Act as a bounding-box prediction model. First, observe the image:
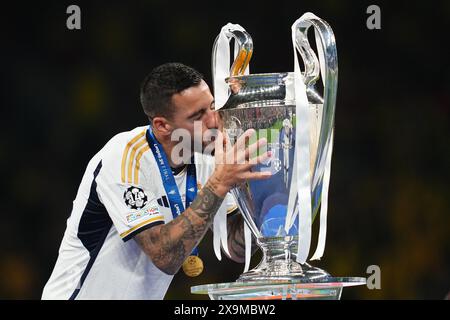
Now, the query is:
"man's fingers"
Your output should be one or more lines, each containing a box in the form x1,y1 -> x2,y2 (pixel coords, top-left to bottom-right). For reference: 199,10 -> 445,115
214,131 -> 224,159
234,150 -> 273,180
242,138 -> 268,163
234,129 -> 254,161
237,129 -> 256,143
241,170 -> 272,181
214,130 -> 232,161
252,150 -> 272,165
223,130 -> 232,151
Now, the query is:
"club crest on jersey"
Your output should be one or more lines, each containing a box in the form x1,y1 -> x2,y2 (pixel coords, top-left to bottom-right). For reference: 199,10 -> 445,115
123,186 -> 148,209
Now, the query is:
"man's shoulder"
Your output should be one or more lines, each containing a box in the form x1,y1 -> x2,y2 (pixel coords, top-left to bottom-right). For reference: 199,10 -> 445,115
102,126 -> 148,157
95,126 -> 149,179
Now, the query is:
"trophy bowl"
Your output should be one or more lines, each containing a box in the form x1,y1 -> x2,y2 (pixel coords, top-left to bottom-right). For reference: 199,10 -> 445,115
220,71 -> 329,282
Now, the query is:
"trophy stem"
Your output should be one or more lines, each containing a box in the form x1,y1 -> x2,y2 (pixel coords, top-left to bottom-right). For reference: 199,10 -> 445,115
237,237 -> 330,282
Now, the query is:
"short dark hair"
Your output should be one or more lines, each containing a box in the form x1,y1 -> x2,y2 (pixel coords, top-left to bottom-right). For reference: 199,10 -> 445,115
140,63 -> 203,120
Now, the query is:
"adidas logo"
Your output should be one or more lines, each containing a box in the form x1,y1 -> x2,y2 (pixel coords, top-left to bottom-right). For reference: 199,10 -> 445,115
157,195 -> 170,208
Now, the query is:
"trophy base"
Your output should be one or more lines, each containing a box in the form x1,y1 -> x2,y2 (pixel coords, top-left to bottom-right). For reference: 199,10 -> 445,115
191,277 -> 366,300
191,238 -> 365,300
237,261 -> 330,282
237,237 -> 332,282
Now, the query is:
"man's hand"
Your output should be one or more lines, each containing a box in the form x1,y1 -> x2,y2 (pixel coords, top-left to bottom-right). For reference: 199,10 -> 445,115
210,129 -> 272,197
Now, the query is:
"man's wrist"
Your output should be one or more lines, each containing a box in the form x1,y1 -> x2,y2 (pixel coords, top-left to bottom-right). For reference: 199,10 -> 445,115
208,171 -> 230,198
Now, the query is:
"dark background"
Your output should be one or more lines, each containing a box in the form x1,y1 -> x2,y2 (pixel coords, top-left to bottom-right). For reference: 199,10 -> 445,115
1,0 -> 449,299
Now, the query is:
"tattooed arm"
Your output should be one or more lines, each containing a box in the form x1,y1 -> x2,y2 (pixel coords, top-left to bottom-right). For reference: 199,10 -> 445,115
134,175 -> 225,275
226,210 -> 259,263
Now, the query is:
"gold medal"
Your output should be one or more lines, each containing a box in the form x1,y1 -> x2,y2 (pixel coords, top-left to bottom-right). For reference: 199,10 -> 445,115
182,255 -> 204,277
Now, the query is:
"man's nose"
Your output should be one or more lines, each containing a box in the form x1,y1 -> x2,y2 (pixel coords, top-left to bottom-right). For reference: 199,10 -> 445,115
204,109 -> 219,130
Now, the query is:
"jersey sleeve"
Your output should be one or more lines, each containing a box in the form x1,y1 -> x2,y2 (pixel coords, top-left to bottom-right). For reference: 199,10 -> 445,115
95,148 -> 166,242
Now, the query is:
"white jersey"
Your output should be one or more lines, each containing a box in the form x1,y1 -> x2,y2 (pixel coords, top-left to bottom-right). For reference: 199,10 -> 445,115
42,126 -> 237,300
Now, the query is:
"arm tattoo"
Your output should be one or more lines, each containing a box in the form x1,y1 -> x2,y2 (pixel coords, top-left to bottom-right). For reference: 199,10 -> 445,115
134,181 -> 224,275
189,182 -> 224,220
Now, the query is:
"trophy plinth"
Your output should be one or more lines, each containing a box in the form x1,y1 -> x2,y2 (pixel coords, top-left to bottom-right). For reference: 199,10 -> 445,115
191,277 -> 366,300
192,236 -> 366,300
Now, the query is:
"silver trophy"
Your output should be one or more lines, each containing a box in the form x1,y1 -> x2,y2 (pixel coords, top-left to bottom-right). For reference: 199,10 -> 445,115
192,14 -> 365,300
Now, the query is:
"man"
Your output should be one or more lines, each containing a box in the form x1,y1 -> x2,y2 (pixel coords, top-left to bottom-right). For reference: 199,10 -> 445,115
42,63 -> 270,299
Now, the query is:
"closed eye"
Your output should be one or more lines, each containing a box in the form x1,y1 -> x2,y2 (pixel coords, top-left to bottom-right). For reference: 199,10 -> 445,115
190,108 -> 207,121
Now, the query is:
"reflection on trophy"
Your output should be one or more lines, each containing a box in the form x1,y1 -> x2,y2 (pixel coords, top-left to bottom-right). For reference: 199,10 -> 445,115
192,13 -> 366,300
281,117 -> 293,188
224,116 -> 242,145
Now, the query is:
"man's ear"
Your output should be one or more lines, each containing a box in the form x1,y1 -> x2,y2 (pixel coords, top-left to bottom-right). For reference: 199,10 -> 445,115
152,117 -> 173,137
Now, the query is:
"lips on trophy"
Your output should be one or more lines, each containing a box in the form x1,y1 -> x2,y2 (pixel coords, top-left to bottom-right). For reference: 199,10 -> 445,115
191,13 -> 366,300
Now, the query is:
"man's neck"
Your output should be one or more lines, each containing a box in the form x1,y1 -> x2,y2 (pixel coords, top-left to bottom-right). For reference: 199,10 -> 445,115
152,130 -> 185,169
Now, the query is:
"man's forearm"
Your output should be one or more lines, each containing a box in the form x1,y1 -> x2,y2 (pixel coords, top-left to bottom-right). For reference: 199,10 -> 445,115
134,177 -> 225,275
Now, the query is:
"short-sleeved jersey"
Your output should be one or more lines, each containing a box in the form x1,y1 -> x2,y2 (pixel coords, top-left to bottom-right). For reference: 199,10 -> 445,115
42,126 -> 237,300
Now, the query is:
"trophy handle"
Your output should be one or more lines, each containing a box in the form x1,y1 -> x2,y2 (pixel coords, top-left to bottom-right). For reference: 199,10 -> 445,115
294,16 -> 338,191
211,29 -> 253,77
294,27 -> 321,88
